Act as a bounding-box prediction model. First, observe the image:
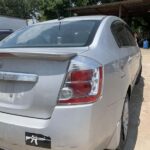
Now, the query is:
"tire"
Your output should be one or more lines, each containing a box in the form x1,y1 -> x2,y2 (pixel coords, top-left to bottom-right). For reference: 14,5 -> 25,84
135,67 -> 142,85
117,95 -> 130,150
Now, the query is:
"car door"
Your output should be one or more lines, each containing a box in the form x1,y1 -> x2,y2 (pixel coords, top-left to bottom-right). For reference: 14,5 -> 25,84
111,21 -> 134,98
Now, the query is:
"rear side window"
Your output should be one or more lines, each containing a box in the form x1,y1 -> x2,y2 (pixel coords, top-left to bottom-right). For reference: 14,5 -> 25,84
125,25 -> 137,46
0,20 -> 100,48
111,21 -> 136,47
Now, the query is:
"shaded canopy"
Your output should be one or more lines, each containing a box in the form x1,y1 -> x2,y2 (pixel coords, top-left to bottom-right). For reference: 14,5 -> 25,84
69,0 -> 150,17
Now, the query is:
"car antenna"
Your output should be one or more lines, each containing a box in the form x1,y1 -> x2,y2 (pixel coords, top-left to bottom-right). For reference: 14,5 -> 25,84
58,16 -> 64,30
55,9 -> 64,30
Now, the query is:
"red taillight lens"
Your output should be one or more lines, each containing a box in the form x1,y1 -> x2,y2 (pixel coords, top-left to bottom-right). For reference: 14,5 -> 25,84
58,66 -> 103,105
70,70 -> 93,81
70,70 -> 93,97
71,82 -> 91,97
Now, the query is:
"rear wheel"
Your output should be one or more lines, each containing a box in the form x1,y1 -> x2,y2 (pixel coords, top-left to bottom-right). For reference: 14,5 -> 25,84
117,95 -> 130,150
136,67 -> 142,85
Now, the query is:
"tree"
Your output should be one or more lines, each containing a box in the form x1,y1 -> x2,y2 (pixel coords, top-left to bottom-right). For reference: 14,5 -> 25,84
0,0 -> 123,20
0,0 -> 43,19
40,0 -> 68,20
0,0 -> 89,20
41,0 -> 89,20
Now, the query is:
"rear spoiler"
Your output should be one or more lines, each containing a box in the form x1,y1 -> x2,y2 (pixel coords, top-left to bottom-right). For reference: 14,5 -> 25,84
0,52 -> 77,61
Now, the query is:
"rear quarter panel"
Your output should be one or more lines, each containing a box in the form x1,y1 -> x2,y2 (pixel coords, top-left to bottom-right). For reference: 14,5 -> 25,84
80,16 -> 131,149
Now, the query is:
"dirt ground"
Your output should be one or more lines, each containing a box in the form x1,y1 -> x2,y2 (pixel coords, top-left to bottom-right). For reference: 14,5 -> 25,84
124,49 -> 150,150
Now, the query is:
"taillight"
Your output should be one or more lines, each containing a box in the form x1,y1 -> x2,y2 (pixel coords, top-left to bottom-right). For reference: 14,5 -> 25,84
58,56 -> 103,105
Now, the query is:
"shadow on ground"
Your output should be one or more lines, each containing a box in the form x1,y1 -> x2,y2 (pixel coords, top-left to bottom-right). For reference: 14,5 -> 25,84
124,77 -> 144,150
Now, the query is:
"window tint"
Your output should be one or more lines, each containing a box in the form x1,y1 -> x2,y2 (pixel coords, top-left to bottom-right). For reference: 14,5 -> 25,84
125,25 -> 136,46
0,20 -> 100,48
111,21 -> 136,47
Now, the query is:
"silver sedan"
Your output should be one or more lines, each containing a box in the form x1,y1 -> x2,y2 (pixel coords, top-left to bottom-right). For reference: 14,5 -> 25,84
0,16 -> 142,150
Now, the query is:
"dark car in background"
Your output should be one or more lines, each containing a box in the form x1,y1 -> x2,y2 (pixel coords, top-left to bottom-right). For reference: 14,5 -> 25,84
0,16 -> 28,41
0,16 -> 38,41
0,29 -> 13,41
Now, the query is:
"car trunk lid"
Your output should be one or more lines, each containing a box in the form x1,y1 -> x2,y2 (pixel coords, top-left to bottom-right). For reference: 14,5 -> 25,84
0,47 -> 85,119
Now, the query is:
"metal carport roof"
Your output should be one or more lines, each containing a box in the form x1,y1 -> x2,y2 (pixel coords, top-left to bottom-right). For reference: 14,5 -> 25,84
69,0 -> 150,17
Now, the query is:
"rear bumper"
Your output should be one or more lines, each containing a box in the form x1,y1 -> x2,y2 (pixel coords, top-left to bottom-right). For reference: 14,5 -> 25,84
0,102 -> 118,150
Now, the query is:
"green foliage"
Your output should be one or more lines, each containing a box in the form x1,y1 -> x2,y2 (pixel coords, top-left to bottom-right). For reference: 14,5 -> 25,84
41,0 -> 68,20
131,16 -> 150,33
42,0 -> 90,19
0,0 -> 122,20
0,0 -> 90,20
0,0 -> 43,19
41,0 -> 121,19
75,0 -> 89,6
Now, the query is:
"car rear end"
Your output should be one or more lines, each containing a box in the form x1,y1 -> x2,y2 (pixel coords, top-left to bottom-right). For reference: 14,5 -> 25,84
0,53 -> 105,150
0,16 -> 111,150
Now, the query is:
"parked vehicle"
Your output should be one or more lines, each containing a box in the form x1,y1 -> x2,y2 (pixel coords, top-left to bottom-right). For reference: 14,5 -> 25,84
0,16 -> 37,41
0,29 -> 13,41
0,16 -> 27,30
0,16 -> 142,150
0,16 -> 27,41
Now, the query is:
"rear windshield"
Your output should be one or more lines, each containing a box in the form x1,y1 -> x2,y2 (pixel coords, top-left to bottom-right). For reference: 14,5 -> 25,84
0,20 -> 100,48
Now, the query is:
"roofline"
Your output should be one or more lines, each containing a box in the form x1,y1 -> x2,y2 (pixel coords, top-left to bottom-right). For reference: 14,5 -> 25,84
34,15 -> 106,26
